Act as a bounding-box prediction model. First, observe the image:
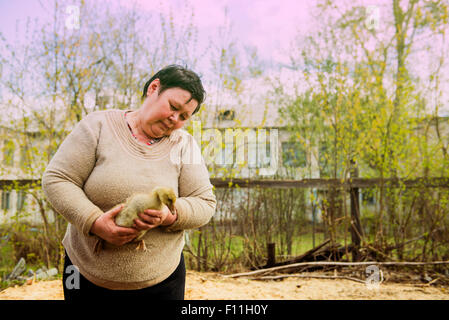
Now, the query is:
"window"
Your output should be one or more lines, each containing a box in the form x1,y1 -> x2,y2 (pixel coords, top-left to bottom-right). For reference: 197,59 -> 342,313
318,143 -> 331,177
255,140 -> 271,167
282,142 -> 306,167
1,191 -> 11,210
17,190 -> 26,211
217,110 -> 235,121
362,188 -> 376,205
2,140 -> 15,166
222,141 -> 235,166
20,146 -> 30,167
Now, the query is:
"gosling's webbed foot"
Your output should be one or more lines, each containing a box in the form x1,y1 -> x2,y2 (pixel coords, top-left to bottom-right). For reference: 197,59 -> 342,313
135,240 -> 147,251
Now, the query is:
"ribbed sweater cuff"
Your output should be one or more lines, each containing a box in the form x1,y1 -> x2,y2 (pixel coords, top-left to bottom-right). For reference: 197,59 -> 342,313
164,199 -> 190,232
82,208 -> 104,236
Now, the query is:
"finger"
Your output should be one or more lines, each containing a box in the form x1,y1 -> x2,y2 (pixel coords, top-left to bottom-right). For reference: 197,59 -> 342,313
115,225 -> 139,236
143,209 -> 162,218
133,218 -> 152,231
138,213 -> 162,224
108,204 -> 124,217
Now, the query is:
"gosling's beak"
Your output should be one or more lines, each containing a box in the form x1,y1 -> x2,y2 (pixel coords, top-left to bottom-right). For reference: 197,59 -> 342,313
167,202 -> 176,215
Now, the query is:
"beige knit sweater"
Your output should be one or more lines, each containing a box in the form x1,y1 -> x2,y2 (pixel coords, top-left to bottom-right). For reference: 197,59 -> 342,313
41,109 -> 216,290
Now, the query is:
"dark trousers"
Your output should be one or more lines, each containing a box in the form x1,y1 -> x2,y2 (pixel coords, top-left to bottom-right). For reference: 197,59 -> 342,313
62,251 -> 185,301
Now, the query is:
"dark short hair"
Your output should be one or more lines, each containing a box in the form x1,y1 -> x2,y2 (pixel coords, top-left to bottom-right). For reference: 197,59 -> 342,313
142,64 -> 205,115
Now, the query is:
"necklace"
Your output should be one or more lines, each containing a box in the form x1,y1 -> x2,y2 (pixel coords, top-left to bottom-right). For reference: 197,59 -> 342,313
125,112 -> 161,146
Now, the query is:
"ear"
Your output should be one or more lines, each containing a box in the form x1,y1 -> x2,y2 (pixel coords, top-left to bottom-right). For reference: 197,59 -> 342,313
146,79 -> 160,97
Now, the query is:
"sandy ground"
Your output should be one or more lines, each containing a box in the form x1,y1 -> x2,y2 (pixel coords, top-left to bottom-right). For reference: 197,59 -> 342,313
0,270 -> 448,300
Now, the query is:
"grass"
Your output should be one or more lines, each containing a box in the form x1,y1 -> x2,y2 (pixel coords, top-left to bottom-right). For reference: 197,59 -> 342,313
1,217 -> 445,279
185,230 -> 337,264
0,241 -> 26,290
0,222 -> 64,290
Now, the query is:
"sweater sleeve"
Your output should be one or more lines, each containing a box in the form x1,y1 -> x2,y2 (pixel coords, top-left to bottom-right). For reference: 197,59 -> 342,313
165,133 -> 216,232
41,113 -> 104,236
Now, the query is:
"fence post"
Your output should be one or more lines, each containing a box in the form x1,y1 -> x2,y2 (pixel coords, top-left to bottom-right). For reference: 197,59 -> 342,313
350,160 -> 363,261
266,243 -> 276,267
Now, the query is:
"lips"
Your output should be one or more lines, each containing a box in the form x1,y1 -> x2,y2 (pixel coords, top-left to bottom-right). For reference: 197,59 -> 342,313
160,121 -> 171,130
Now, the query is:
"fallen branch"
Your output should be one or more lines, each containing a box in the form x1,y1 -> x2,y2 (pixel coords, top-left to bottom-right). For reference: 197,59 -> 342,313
223,260 -> 449,278
285,238 -> 331,263
414,278 -> 440,287
382,228 -> 444,253
364,245 -> 396,261
257,239 -> 331,269
245,273 -> 366,284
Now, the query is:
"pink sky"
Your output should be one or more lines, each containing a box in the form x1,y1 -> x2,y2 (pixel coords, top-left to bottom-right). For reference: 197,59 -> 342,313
115,0 -> 315,65
0,0 -> 440,66
0,0 -> 314,64
0,0 -> 448,115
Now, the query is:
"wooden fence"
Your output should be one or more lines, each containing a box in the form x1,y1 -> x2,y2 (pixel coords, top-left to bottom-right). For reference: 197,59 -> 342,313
1,177 -> 448,262
1,177 -> 449,189
210,177 -> 449,261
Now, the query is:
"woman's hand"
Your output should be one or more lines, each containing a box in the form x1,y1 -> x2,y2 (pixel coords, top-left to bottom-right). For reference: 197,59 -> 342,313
133,205 -> 177,231
90,204 -> 140,246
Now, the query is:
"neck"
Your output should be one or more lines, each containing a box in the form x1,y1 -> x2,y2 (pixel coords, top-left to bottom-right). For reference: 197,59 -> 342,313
127,110 -> 157,142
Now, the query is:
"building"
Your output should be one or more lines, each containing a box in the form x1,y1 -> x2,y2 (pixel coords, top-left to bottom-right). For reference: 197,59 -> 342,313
1,98 -> 448,226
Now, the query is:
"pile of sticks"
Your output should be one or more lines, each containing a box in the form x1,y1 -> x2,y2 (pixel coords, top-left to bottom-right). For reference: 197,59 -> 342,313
261,239 -> 348,268
223,239 -> 449,284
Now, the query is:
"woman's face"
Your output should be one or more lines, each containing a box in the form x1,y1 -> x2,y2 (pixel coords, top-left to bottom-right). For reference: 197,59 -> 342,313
140,79 -> 198,138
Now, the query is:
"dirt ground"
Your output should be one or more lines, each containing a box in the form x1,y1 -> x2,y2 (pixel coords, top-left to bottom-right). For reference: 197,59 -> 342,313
0,270 -> 448,300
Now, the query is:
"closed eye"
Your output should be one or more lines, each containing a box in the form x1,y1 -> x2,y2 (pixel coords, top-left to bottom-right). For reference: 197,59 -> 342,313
171,104 -> 189,121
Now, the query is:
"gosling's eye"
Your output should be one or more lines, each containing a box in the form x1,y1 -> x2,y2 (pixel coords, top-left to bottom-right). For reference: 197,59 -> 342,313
170,104 -> 178,111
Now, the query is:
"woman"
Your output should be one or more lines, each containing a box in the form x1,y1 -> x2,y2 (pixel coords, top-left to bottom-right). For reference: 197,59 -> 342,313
42,65 -> 216,300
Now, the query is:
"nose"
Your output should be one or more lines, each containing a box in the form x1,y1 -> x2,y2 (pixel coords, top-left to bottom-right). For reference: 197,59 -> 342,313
168,112 -> 179,123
